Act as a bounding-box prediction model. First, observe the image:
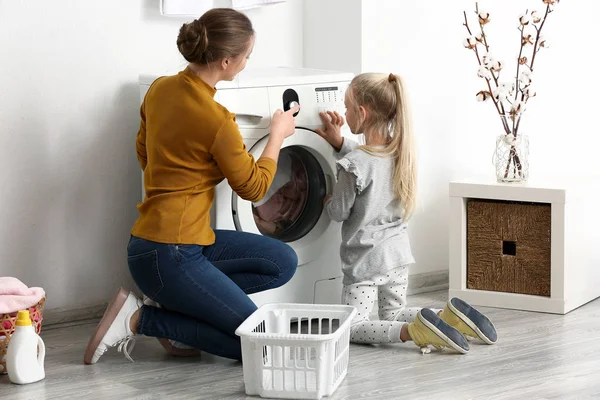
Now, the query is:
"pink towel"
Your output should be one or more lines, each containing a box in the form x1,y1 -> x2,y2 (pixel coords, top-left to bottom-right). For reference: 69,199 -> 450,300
0,277 -> 45,314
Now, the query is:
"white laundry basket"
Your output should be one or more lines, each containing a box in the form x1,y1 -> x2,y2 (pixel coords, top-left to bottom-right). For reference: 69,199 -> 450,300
235,303 -> 357,399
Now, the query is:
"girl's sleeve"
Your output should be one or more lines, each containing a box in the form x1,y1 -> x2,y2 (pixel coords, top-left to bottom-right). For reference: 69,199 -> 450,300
325,168 -> 358,222
335,137 -> 359,160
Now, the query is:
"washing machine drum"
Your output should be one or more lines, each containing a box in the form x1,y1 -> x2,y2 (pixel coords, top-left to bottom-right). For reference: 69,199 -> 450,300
251,145 -> 326,242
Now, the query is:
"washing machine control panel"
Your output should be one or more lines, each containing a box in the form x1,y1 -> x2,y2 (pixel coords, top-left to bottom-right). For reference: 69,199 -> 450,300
315,85 -> 346,115
251,81 -> 352,135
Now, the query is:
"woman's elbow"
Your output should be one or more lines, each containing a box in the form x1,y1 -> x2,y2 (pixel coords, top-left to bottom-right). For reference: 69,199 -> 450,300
234,181 -> 270,203
240,191 -> 265,203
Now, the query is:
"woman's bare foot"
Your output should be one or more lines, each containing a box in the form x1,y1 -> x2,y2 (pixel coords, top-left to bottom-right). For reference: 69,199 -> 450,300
140,296 -> 201,357
129,309 -> 141,334
157,339 -> 202,357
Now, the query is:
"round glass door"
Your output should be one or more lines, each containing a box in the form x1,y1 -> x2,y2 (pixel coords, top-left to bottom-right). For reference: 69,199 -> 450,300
251,146 -> 326,243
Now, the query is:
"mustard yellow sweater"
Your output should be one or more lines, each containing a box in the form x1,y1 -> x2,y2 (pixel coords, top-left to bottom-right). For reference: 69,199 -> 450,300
131,67 -> 277,245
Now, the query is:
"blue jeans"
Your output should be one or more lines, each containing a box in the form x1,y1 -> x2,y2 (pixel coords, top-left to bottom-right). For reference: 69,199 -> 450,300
127,230 -> 297,360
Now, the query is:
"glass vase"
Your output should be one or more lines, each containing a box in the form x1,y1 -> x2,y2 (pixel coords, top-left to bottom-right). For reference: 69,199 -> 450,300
493,134 -> 529,183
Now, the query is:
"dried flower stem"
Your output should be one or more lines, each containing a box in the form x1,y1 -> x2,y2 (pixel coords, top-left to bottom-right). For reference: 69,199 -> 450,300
476,4 -> 502,90
514,4 -> 551,138
529,5 -> 551,72
513,25 -> 525,136
476,3 -> 513,135
463,10 -> 512,135
504,147 -> 519,179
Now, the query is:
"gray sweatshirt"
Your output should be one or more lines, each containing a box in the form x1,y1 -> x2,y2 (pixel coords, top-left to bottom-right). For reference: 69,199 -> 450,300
325,139 -> 415,285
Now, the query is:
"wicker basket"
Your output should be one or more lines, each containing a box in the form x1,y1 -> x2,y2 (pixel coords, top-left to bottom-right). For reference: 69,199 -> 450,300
0,297 -> 45,375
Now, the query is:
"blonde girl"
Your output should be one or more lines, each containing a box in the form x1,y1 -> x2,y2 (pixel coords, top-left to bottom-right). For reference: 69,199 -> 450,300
315,73 -> 497,353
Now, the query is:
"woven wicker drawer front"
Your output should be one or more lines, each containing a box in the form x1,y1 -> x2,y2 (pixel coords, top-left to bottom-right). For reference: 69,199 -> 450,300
467,199 -> 551,297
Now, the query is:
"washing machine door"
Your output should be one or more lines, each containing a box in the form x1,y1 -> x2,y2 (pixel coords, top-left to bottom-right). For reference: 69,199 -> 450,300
232,128 -> 338,266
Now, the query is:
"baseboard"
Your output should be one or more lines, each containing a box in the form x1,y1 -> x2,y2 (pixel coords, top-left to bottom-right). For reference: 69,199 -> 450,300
43,288 -> 143,328
42,271 -> 448,328
407,270 -> 449,296
43,302 -> 108,328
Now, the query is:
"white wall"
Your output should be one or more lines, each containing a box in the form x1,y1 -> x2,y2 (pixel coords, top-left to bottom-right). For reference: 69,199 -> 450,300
0,0 -> 303,312
302,0 -> 362,74
141,0 -> 304,75
309,0 -> 600,275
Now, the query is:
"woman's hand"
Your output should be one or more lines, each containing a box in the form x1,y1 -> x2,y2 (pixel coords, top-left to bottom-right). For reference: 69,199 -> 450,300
315,111 -> 344,151
270,106 -> 301,142
261,105 -> 300,164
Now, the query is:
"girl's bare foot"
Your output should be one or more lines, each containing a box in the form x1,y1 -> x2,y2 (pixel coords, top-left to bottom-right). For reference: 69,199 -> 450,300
400,323 -> 411,342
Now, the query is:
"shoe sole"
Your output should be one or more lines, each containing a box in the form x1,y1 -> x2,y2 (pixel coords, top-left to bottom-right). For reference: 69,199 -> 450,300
84,287 -> 129,364
419,308 -> 469,354
449,298 -> 498,344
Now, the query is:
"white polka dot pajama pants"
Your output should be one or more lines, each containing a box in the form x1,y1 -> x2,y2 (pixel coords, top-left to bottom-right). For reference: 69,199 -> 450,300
342,265 -> 440,344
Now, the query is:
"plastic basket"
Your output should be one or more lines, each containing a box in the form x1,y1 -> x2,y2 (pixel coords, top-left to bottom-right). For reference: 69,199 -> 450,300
235,303 -> 357,399
0,297 -> 45,375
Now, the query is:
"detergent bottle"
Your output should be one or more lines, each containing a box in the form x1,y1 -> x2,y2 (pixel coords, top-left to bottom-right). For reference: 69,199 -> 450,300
6,310 -> 45,384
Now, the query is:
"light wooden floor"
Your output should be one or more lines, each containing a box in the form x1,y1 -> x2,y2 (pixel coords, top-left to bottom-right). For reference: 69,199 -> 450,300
2,291 -> 599,400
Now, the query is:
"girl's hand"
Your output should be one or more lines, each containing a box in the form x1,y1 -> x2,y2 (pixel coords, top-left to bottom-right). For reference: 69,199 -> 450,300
315,111 -> 344,151
323,194 -> 333,206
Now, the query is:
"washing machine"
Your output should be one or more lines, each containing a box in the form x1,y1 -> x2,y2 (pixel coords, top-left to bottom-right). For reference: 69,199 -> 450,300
139,67 -> 354,307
